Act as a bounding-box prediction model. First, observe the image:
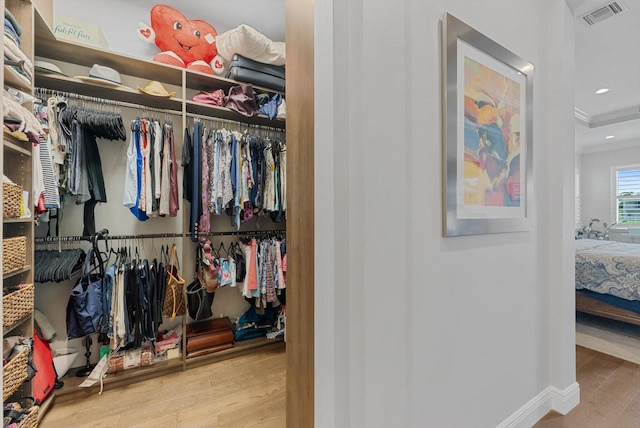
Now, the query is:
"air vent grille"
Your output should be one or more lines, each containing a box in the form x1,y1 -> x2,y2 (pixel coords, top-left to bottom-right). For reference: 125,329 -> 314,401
579,1 -> 629,26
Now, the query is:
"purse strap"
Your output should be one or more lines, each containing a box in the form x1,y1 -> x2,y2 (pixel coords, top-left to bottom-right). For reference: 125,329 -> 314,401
169,243 -> 180,270
81,246 -> 96,277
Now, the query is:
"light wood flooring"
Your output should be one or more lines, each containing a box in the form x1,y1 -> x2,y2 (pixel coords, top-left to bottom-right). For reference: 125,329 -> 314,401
41,344 -> 640,427
535,345 -> 640,427
40,346 -> 286,428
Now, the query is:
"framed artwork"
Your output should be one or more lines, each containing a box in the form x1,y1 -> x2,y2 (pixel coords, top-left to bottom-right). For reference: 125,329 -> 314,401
442,13 -> 533,237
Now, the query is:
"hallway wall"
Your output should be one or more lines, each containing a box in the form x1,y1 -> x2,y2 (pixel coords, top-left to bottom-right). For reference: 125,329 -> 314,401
314,0 -> 578,426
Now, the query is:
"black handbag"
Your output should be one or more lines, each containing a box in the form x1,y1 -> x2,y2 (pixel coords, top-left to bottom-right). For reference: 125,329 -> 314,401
186,279 -> 215,321
66,247 -> 103,339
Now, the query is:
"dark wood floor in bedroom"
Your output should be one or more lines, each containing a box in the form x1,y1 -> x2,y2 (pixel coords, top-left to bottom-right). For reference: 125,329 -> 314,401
535,345 -> 640,427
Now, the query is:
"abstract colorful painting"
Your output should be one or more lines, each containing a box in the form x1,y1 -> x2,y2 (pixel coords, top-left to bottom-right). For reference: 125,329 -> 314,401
442,13 -> 533,236
462,56 -> 522,208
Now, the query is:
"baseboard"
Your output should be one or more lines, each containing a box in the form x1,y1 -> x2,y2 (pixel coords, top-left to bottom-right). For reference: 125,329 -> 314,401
496,382 -> 580,428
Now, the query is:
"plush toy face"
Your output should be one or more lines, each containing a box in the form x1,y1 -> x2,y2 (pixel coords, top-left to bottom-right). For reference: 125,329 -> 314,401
150,5 -> 218,65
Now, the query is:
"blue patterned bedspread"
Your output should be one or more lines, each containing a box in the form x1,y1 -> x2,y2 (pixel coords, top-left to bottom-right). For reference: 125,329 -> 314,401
576,239 -> 640,301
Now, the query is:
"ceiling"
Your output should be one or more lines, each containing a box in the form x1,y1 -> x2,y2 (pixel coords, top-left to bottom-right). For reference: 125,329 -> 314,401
573,0 -> 640,152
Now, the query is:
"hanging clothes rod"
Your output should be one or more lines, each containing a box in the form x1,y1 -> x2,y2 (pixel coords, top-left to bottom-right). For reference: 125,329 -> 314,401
187,112 -> 285,133
35,86 -> 183,117
198,229 -> 286,237
34,232 -> 184,243
35,230 -> 285,243
36,87 -> 286,132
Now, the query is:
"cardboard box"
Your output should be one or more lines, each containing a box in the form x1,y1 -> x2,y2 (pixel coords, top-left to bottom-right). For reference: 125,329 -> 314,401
53,15 -> 109,49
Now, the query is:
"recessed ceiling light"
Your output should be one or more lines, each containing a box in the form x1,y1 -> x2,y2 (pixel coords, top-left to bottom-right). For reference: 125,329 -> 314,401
595,88 -> 609,94
605,135 -> 615,139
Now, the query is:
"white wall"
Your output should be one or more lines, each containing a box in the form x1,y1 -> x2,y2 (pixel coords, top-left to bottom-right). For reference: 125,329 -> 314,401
315,0 -> 577,427
579,145 -> 640,230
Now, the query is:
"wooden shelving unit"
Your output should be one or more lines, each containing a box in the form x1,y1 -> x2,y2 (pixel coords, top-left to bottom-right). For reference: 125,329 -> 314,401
24,3 -> 287,423
2,0 -> 36,419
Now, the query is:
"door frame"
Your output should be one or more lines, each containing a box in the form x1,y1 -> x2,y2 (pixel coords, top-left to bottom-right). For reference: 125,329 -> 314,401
285,0 -> 314,426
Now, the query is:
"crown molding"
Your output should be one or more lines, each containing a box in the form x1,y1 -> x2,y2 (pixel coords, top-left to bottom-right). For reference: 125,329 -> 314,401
575,106 -> 640,128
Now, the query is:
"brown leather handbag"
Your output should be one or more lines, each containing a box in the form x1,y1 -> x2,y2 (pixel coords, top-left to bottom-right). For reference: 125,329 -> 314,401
162,243 -> 186,319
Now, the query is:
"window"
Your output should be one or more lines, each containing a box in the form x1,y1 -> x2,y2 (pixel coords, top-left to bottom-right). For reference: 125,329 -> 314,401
615,166 -> 640,224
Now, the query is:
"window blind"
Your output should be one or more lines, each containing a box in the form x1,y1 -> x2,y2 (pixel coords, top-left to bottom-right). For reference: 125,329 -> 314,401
616,167 -> 640,224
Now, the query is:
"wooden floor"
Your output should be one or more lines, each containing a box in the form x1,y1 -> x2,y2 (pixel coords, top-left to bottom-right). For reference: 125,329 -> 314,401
535,345 -> 640,427
40,346 -> 286,428
40,344 -> 640,427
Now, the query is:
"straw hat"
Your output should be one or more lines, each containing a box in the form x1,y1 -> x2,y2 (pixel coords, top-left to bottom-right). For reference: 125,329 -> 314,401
136,81 -> 176,98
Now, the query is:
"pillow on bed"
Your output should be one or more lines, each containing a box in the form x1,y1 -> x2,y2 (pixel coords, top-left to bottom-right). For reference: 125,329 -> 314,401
216,24 -> 285,66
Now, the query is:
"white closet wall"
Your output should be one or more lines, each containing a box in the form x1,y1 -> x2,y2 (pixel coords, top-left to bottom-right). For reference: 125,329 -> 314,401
54,0 -> 285,58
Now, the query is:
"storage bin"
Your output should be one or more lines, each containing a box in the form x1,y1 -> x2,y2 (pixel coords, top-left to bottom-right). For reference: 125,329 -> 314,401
17,405 -> 39,428
3,182 -> 22,218
3,346 -> 29,401
2,284 -> 34,331
2,236 -> 27,274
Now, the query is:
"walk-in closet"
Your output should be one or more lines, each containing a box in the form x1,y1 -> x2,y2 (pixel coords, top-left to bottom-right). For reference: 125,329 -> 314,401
1,0 -> 316,425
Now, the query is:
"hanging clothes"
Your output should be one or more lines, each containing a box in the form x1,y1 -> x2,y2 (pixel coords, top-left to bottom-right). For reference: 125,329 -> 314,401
124,120 -> 148,221
184,122 -> 286,235
106,240 -> 176,350
190,119 -> 202,241
124,119 -> 178,220
159,123 -> 173,216
236,236 -> 286,308
48,99 -> 125,235
167,121 -> 179,217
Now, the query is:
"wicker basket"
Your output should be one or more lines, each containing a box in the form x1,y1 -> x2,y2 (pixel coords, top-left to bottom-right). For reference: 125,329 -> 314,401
3,182 -> 22,218
17,405 -> 39,428
3,284 -> 34,331
3,346 -> 29,401
2,236 -> 27,274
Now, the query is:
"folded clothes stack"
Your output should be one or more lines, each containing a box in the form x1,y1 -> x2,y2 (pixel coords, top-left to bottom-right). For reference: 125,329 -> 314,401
4,7 -> 32,83
193,83 -> 285,120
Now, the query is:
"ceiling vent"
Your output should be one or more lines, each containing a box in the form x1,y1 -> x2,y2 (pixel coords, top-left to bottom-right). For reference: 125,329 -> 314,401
579,1 -> 629,26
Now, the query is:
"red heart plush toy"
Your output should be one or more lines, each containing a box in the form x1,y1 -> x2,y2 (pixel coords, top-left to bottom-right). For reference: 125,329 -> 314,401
139,4 -> 224,75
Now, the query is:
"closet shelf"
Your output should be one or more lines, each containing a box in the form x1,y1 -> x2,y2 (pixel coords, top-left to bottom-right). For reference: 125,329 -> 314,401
3,66 -> 32,93
185,100 -> 285,129
3,265 -> 32,280
34,23 -> 285,101
35,36 -> 184,87
34,74 -> 286,127
2,314 -> 30,337
185,69 -> 284,97
34,73 -> 184,112
2,135 -> 32,155
185,337 -> 285,368
3,218 -> 33,224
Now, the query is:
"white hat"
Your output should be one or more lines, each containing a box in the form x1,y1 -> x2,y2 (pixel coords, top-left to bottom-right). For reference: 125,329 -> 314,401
34,60 -> 68,77
74,64 -> 124,87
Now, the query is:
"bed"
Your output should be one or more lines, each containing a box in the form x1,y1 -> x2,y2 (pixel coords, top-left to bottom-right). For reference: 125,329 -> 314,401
575,239 -> 640,326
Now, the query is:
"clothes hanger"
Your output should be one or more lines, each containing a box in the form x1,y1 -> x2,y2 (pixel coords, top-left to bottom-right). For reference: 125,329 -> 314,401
218,242 -> 229,258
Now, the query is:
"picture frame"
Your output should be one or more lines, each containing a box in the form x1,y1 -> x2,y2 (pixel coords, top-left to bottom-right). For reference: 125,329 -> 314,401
442,13 -> 534,237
